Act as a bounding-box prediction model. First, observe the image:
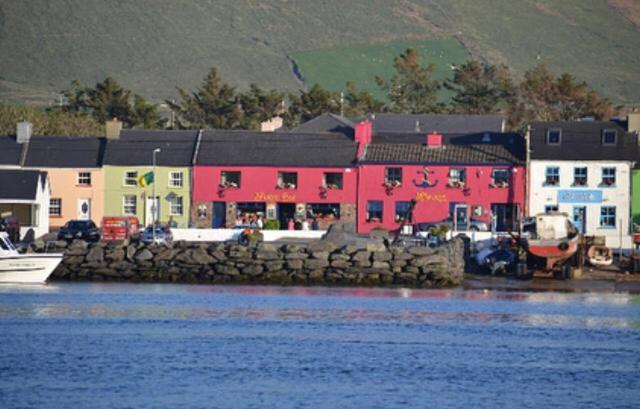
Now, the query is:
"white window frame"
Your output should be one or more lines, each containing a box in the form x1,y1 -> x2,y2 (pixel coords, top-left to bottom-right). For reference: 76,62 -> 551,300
168,171 -> 184,188
77,172 -> 91,186
122,195 -> 137,215
123,171 -> 138,187
49,198 -> 62,217
169,196 -> 184,216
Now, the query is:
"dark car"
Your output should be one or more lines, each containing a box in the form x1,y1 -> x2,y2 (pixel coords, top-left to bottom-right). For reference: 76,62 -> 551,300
140,224 -> 173,245
0,215 -> 20,243
58,220 -> 101,242
416,216 -> 489,232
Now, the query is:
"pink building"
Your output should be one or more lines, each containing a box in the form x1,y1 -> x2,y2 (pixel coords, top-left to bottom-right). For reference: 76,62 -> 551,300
355,122 -> 526,233
192,130 -> 358,229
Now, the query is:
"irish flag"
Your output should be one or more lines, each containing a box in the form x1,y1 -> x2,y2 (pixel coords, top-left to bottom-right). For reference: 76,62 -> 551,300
138,171 -> 154,187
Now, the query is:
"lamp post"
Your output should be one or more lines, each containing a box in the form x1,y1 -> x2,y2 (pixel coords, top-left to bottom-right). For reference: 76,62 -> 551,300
152,148 -> 161,243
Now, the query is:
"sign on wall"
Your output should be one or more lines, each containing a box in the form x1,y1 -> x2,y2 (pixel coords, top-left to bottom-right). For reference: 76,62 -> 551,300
558,190 -> 603,204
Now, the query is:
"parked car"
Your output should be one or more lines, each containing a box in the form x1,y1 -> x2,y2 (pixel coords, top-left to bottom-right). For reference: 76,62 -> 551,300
58,220 -> 101,242
416,216 -> 489,232
0,215 -> 20,243
101,216 -> 140,241
140,224 -> 173,245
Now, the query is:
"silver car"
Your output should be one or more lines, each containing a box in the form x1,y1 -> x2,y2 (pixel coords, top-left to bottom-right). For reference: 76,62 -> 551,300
140,225 -> 173,245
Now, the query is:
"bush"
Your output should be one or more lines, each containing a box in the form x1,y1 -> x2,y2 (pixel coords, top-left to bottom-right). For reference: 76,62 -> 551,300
263,219 -> 280,230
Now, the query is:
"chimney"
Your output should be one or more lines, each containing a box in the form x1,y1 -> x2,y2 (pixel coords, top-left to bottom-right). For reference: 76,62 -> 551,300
427,132 -> 442,148
354,120 -> 372,159
415,120 -> 420,132
16,121 -> 32,144
628,112 -> 640,134
260,116 -> 283,132
105,118 -> 123,140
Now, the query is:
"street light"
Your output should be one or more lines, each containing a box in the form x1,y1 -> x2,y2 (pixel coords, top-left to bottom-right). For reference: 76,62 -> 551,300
152,148 -> 161,243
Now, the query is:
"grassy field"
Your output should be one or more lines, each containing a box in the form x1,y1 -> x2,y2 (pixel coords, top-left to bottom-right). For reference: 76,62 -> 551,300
290,38 -> 470,101
0,0 -> 637,106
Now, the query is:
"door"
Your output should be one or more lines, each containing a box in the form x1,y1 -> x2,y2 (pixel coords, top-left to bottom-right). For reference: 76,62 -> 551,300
491,204 -> 519,232
572,206 -> 586,234
277,203 -> 296,229
145,196 -> 160,226
77,198 -> 91,220
212,202 -> 226,228
451,203 -> 468,231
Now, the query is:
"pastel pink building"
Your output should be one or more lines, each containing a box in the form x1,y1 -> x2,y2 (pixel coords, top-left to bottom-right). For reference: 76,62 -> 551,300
192,130 -> 358,229
355,122 -> 526,233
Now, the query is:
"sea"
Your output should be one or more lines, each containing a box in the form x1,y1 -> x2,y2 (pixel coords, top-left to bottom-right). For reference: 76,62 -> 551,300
0,283 -> 639,409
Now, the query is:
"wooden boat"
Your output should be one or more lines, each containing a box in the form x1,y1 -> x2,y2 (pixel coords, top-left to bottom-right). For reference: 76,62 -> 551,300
587,245 -> 613,267
524,213 -> 579,271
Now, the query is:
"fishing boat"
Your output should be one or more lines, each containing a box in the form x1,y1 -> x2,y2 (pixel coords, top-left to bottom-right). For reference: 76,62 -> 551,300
587,245 -> 613,267
0,232 -> 63,284
523,213 -> 579,271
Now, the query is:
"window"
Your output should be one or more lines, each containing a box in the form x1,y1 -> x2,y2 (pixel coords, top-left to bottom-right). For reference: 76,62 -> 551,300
77,172 -> 91,186
123,195 -> 136,215
385,168 -> 402,186
602,129 -> 617,146
545,167 -> 560,186
546,128 -> 561,145
277,172 -> 297,189
601,167 -> 616,186
169,171 -> 183,188
600,206 -> 616,228
124,171 -> 138,187
395,201 -> 412,222
545,205 -> 559,213
573,167 -> 587,186
49,198 -> 61,216
366,201 -> 383,222
323,172 -> 343,190
169,196 -> 183,216
220,171 -> 241,188
306,203 -> 340,220
491,168 -> 509,187
448,168 -> 467,187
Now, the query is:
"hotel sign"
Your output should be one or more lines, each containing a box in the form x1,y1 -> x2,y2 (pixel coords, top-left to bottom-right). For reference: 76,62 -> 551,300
558,190 -> 602,204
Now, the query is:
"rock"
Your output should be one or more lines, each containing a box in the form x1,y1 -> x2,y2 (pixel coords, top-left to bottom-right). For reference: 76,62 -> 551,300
286,259 -> 304,270
126,245 -> 137,261
134,248 -> 154,261
85,246 -> 104,263
282,244 -> 301,253
351,251 -> 371,262
366,242 -> 386,252
284,252 -> 308,260
190,248 -> 216,265
257,243 -> 278,253
393,252 -> 414,261
68,240 -> 88,251
308,269 -> 325,281
342,244 -> 359,255
209,250 -> 226,261
322,222 -> 358,248
264,261 -> 284,272
241,264 -> 264,276
372,251 -> 392,261
310,251 -> 329,260
354,260 -> 372,268
155,248 -> 176,261
255,251 -> 280,260
330,260 -> 351,269
372,261 -> 390,269
106,248 -> 125,262
304,258 -> 329,270
330,253 -> 350,261
51,240 -> 68,249
307,240 -> 336,253
408,246 -> 435,256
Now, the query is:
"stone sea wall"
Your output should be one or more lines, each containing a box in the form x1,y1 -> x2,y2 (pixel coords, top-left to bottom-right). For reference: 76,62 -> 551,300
49,238 -> 465,288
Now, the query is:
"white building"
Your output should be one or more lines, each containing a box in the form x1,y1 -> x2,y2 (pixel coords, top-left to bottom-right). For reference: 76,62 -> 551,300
528,121 -> 636,249
0,170 -> 51,239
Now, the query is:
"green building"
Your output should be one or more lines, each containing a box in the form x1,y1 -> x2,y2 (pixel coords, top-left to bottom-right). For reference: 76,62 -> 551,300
102,130 -> 199,228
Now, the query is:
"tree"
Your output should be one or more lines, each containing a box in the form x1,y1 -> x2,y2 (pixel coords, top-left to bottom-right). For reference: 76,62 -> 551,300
130,95 -> 164,129
168,67 -> 242,129
285,84 -> 340,127
84,77 -> 133,123
343,81 -> 385,117
239,84 -> 285,130
0,104 -> 103,136
445,61 -> 516,114
376,48 -> 443,114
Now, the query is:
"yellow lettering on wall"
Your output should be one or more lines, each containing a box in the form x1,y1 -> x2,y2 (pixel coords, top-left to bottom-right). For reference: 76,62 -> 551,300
415,191 -> 447,203
253,192 -> 296,202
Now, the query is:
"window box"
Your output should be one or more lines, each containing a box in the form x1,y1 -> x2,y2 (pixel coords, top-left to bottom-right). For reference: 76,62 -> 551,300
277,172 -> 297,189
219,181 -> 239,189
323,172 -> 343,190
276,182 -> 297,189
489,181 -> 509,188
220,171 -> 241,188
447,180 -> 466,189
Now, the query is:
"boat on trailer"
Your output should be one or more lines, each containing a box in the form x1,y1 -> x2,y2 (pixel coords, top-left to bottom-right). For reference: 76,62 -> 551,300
523,213 -> 579,271
0,232 -> 63,284
587,245 -> 613,267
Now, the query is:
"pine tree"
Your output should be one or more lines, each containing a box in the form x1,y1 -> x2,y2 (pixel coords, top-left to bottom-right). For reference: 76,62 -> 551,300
445,61 -> 516,114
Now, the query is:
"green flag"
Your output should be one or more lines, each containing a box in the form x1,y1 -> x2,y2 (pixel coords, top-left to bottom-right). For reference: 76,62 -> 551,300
138,171 -> 154,187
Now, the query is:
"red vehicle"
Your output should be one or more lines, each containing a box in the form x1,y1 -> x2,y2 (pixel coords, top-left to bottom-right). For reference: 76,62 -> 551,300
101,216 -> 140,241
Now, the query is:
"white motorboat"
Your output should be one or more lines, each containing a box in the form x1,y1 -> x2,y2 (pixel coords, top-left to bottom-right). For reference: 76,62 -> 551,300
0,232 -> 63,284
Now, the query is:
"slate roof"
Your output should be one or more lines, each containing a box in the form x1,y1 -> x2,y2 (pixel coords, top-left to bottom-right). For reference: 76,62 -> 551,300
23,136 -> 105,168
196,130 -> 358,167
293,113 -> 355,137
530,121 -> 638,161
103,130 -> 199,166
362,133 -> 524,165
0,136 -> 22,166
368,113 -> 504,135
0,170 -> 47,200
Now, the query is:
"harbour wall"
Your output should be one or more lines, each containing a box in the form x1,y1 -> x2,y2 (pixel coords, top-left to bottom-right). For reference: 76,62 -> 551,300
49,238 -> 465,288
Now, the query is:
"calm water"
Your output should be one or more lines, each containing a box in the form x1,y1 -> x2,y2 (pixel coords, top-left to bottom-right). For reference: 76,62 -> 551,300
0,284 -> 639,409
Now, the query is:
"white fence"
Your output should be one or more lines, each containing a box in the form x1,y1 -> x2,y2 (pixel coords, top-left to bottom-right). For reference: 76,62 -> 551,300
172,228 -> 326,242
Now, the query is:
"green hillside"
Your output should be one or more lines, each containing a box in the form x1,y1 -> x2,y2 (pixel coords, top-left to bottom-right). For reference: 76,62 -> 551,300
291,38 -> 470,101
0,0 -> 638,106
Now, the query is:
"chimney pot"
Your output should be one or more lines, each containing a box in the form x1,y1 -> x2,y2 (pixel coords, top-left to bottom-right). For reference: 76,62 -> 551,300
427,132 -> 442,148
16,121 -> 32,144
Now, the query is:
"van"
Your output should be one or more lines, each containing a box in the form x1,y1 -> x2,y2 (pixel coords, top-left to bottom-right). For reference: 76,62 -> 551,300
101,216 -> 140,241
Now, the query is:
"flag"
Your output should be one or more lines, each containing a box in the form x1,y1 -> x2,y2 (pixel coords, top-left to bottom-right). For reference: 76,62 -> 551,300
138,171 -> 154,187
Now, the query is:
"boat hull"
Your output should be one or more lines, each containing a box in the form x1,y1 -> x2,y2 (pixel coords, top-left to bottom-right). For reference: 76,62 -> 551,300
527,240 -> 578,270
0,254 -> 63,284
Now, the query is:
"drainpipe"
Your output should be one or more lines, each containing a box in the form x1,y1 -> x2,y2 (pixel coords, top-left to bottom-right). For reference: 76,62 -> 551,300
190,129 -> 203,228
524,125 -> 531,220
